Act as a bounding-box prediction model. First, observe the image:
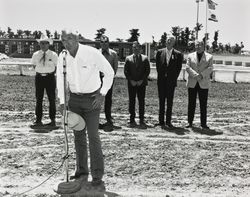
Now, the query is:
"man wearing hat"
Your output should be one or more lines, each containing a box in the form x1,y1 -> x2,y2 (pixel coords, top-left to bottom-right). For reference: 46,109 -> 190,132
99,35 -> 118,131
31,34 -> 58,127
56,29 -> 114,188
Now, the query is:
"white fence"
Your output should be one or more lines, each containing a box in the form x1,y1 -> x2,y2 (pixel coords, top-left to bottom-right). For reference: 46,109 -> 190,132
116,63 -> 250,83
1,60 -> 250,83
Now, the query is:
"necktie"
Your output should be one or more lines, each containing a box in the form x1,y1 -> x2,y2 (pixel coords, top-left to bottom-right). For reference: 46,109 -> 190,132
135,55 -> 139,67
166,50 -> 171,65
40,52 -> 46,66
102,50 -> 108,55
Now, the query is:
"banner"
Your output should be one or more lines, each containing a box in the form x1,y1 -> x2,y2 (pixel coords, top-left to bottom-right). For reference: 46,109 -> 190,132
207,0 -> 218,10
208,10 -> 218,22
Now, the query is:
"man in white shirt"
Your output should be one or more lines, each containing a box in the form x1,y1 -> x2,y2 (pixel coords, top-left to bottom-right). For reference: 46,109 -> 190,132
31,34 -> 58,127
56,29 -> 114,188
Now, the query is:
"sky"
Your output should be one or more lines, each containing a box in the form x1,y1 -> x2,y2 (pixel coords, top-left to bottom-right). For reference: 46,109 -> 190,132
0,0 -> 250,50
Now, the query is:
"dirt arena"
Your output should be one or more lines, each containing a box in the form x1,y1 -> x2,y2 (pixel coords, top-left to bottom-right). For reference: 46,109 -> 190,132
0,74 -> 249,197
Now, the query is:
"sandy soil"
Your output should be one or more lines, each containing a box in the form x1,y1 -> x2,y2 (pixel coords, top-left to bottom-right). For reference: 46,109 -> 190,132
0,74 -> 250,197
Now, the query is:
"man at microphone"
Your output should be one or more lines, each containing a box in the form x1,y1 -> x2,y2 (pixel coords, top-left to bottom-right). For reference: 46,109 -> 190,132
56,29 -> 114,189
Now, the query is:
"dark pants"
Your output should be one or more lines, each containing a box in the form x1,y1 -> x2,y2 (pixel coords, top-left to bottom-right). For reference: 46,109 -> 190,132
35,73 -> 56,122
68,91 -> 104,180
104,84 -> 113,123
188,83 -> 208,126
158,85 -> 176,125
128,82 -> 146,123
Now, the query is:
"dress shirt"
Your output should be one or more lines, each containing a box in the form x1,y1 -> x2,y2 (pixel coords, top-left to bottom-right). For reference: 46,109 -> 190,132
166,48 -> 173,65
57,44 -> 114,104
31,50 -> 58,73
100,48 -> 118,74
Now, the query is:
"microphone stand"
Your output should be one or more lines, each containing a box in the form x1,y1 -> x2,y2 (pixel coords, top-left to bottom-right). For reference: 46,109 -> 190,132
62,50 -> 69,182
56,50 -> 81,194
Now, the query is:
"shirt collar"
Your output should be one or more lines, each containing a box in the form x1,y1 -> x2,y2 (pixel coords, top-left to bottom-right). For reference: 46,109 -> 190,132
101,48 -> 110,55
41,49 -> 49,55
166,48 -> 173,54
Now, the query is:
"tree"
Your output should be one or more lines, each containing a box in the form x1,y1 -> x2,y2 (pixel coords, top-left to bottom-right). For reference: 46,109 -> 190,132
127,29 -> 140,42
23,30 -> 32,38
7,27 -> 14,38
16,29 -> 24,38
232,43 -> 242,54
194,23 -> 203,39
46,30 -> 51,38
152,36 -> 157,48
53,31 -> 60,39
33,30 -> 42,39
184,27 -> 191,46
225,43 -> 231,53
212,30 -> 219,52
95,28 -> 106,41
0,29 -> 5,37
218,43 -> 224,53
171,26 -> 182,45
158,32 -> 167,48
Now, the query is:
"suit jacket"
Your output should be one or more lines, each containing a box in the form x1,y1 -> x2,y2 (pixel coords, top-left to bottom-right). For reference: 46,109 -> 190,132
185,52 -> 213,89
124,54 -> 150,86
156,48 -> 183,88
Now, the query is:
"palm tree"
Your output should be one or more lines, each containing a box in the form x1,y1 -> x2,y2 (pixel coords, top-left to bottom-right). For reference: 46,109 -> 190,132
17,29 -> 23,38
95,28 -> 106,41
159,32 -> 167,48
7,27 -> 14,38
46,30 -> 51,38
127,29 -> 140,42
23,30 -> 32,38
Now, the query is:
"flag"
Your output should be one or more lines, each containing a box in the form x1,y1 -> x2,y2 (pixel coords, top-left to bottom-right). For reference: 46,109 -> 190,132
207,0 -> 218,10
208,10 -> 218,22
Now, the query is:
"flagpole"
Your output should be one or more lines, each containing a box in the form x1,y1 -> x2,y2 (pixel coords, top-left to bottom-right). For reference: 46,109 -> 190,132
205,0 -> 208,51
196,0 -> 200,39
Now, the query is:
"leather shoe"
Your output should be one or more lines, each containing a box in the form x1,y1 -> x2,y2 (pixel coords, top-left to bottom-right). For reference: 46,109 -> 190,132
166,123 -> 174,129
70,174 -> 88,183
44,121 -> 56,127
139,122 -> 147,129
201,125 -> 210,130
129,121 -> 137,128
185,124 -> 193,128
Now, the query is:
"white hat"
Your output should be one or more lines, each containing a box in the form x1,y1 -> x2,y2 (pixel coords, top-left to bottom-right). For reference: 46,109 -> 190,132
37,34 -> 53,45
67,111 -> 86,131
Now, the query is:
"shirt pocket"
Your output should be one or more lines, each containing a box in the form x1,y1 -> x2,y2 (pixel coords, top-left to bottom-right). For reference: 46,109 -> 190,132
77,59 -> 90,70
47,59 -> 55,67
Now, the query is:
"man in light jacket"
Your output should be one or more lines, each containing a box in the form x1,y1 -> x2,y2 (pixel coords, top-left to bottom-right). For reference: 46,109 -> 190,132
185,39 -> 213,129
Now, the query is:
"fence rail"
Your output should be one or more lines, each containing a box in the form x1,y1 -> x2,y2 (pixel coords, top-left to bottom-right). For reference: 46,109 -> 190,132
1,61 -> 249,83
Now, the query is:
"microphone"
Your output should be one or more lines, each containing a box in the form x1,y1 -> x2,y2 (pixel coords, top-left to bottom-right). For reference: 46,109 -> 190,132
62,49 -> 67,57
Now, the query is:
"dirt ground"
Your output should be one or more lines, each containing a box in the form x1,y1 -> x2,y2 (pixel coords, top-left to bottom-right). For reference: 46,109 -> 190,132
0,74 -> 250,197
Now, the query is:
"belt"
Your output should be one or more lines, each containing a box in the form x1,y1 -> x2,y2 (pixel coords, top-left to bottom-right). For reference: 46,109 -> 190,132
70,89 -> 100,97
36,72 -> 54,77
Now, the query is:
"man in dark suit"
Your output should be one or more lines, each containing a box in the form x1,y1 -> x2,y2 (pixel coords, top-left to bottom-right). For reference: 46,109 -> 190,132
156,37 -> 183,129
124,41 -> 150,129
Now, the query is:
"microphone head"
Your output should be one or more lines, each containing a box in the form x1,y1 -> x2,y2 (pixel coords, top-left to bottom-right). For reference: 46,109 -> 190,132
62,49 -> 67,55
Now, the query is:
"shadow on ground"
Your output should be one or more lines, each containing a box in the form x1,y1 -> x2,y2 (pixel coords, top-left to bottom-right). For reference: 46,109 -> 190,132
192,127 -> 223,136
